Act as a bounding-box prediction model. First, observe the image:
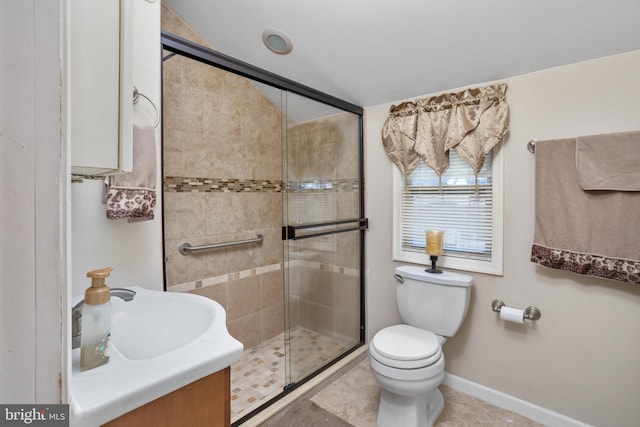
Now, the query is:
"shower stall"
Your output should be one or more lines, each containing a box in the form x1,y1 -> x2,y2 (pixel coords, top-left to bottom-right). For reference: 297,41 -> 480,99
161,31 -> 366,423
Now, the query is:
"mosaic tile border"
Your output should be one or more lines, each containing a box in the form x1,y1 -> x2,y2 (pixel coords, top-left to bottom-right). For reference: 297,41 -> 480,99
286,179 -> 360,192
167,259 -> 359,293
164,176 -> 282,193
163,176 -> 359,193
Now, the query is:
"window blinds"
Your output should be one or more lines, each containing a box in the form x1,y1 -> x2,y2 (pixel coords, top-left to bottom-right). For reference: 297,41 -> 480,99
400,150 -> 493,261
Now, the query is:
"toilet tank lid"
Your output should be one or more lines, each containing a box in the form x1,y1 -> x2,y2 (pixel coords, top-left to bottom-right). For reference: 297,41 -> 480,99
396,266 -> 473,287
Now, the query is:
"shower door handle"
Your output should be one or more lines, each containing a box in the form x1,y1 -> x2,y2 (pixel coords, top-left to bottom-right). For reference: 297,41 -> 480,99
283,218 -> 368,240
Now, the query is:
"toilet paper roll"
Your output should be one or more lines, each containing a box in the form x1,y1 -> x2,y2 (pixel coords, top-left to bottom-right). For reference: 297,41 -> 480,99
500,306 -> 525,324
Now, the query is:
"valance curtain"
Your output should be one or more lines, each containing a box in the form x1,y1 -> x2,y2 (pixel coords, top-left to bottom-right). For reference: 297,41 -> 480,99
382,83 -> 509,178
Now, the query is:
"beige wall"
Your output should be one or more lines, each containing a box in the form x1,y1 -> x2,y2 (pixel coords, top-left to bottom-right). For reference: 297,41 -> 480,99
365,50 -> 640,426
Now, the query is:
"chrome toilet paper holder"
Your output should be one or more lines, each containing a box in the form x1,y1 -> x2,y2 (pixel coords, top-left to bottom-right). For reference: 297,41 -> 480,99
491,299 -> 541,321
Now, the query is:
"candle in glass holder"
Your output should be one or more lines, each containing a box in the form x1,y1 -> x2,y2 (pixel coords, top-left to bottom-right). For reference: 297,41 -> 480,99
426,230 -> 444,256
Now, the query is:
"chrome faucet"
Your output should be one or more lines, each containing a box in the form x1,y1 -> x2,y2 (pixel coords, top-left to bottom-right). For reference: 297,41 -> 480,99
71,288 -> 136,349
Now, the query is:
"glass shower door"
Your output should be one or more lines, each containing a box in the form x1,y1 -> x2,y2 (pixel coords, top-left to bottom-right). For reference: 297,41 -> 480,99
283,91 -> 365,385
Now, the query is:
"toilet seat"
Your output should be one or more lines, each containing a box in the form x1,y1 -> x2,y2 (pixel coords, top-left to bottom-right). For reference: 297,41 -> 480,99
371,324 -> 442,370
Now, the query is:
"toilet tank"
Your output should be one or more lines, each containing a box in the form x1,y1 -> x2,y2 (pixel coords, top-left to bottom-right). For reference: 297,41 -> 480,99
395,266 -> 473,337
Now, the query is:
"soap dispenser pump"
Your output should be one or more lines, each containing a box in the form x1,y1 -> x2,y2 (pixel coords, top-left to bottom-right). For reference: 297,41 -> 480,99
80,267 -> 113,371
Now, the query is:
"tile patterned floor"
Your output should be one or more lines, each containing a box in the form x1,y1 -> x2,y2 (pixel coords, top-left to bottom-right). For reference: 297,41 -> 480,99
310,359 -> 546,427
231,334 -> 286,422
238,343 -> 546,427
231,328 -> 352,422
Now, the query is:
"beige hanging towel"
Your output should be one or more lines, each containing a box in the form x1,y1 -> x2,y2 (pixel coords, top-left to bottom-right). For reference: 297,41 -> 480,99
531,138 -> 640,284
575,130 -> 640,191
381,101 -> 421,175
105,125 -> 157,221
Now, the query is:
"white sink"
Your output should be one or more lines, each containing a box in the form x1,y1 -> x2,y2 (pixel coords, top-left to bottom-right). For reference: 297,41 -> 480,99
69,286 -> 243,427
111,290 -> 215,360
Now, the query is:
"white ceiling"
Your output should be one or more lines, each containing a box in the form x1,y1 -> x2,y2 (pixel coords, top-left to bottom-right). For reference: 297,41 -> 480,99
163,0 -> 640,107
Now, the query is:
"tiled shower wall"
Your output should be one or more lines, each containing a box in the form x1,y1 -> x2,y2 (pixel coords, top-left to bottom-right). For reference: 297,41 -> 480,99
162,5 -> 361,350
162,6 -> 284,348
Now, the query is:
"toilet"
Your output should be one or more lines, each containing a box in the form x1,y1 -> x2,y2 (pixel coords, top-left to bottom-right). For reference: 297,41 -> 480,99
369,266 -> 473,427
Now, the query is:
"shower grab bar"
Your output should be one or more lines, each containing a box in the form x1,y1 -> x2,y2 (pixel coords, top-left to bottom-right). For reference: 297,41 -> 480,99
179,234 -> 263,256
284,218 -> 368,240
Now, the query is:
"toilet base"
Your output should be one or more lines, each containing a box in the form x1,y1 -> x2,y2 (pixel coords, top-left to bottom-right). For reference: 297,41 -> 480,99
377,387 -> 444,427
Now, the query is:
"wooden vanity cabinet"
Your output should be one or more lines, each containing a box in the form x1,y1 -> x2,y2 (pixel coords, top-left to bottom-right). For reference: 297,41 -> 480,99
103,367 -> 231,427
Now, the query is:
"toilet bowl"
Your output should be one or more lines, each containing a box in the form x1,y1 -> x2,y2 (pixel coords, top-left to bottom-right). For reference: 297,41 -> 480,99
369,266 -> 473,427
369,324 -> 445,427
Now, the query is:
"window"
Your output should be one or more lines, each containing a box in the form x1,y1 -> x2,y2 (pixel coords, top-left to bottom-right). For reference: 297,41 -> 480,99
392,148 -> 503,275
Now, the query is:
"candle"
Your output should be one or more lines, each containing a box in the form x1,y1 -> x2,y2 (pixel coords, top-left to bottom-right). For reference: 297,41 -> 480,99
426,230 -> 444,256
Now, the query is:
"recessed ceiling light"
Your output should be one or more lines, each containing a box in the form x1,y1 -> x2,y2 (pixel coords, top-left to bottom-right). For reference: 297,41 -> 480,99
262,29 -> 293,55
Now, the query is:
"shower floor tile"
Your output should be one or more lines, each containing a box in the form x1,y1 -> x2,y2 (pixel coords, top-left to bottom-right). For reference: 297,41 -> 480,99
231,327 -> 352,422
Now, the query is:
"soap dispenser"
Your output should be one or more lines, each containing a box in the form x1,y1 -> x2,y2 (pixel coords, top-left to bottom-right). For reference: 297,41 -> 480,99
80,267 -> 113,371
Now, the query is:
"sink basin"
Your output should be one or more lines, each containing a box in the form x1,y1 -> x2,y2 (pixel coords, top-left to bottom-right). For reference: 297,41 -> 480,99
111,291 -> 215,360
70,286 -> 243,427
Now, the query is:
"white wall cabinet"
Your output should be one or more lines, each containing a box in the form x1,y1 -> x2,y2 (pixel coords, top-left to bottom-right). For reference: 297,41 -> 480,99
70,0 -> 133,176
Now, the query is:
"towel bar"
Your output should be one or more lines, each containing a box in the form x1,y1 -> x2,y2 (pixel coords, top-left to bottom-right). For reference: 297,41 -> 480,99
179,234 -> 263,255
527,139 -> 536,153
133,86 -> 160,128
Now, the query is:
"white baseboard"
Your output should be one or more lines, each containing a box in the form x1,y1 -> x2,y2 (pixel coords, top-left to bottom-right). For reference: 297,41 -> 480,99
443,373 -> 593,427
